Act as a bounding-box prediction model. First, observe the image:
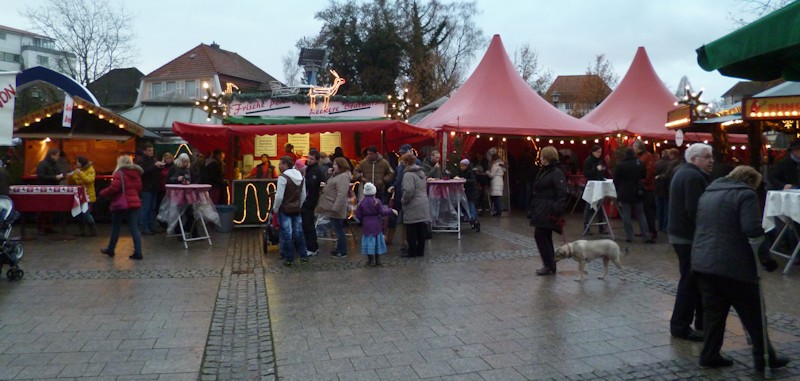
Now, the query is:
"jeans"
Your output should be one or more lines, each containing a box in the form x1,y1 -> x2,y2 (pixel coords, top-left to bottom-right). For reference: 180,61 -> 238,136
619,202 -> 649,241
301,208 -> 318,252
279,212 -> 307,262
331,218 -> 348,255
139,191 -> 158,232
467,201 -> 478,222
491,196 -> 502,215
107,208 -> 142,255
655,196 -> 669,232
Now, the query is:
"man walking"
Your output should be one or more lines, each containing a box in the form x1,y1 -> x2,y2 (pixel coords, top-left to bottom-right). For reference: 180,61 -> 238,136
302,149 -> 327,257
274,156 -> 307,266
668,143 -> 713,342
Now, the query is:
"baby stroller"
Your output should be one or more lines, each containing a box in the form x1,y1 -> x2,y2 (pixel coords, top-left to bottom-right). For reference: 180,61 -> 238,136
0,196 -> 24,280
262,209 -> 280,254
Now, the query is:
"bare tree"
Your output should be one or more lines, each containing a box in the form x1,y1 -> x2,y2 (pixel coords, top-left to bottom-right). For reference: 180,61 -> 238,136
282,50 -> 302,87
729,0 -> 792,26
21,0 -> 136,85
513,43 -> 553,95
586,53 -> 619,89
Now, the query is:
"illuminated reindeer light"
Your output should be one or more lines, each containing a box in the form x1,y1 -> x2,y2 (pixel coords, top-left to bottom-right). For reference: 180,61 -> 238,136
308,70 -> 346,111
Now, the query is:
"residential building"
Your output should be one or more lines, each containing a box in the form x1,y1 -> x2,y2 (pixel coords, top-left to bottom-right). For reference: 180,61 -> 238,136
87,68 -> 144,112
0,24 -> 75,75
543,75 -> 612,118
720,79 -> 784,106
125,42 -> 279,138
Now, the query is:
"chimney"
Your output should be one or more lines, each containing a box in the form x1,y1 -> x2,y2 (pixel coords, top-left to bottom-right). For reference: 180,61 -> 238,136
210,41 -> 220,49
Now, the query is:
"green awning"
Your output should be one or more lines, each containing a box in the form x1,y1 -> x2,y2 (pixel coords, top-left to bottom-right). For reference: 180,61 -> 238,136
224,116 -> 386,125
697,1 -> 800,81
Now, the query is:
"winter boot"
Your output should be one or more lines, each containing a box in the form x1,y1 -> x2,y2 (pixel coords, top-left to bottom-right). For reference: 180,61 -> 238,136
87,222 -> 98,237
375,254 -> 382,266
366,255 -> 375,267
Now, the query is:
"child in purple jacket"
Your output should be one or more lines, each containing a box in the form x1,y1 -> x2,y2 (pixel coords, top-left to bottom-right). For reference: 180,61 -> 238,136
356,182 -> 397,267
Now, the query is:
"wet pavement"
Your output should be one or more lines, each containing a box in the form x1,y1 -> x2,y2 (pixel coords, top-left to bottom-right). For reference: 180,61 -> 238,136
1,209 -> 800,380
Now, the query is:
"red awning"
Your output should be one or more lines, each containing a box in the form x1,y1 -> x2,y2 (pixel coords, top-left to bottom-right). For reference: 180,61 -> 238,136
416,35 -> 607,137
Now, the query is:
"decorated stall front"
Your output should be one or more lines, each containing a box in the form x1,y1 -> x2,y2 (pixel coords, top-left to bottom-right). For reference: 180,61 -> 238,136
172,119 -> 436,226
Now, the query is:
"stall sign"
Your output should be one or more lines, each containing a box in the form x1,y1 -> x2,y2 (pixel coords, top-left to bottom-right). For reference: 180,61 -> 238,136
665,105 -> 690,129
744,96 -> 800,120
254,134 -> 277,157
62,96 -> 74,128
320,132 -> 342,154
288,133 -> 310,156
0,72 -> 17,146
228,98 -> 386,118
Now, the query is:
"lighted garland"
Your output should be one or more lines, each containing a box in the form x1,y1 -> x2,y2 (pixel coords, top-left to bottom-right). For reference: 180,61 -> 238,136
231,92 -> 388,104
233,182 -> 277,224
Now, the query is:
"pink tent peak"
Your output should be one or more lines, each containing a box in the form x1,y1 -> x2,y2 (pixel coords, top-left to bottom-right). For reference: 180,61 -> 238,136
417,34 -> 606,137
582,47 -> 678,140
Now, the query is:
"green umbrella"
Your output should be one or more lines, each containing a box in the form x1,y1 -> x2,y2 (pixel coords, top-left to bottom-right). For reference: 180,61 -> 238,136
697,1 -> 800,81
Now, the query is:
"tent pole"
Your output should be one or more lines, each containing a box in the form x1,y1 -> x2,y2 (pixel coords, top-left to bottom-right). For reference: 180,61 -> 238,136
442,130 -> 448,171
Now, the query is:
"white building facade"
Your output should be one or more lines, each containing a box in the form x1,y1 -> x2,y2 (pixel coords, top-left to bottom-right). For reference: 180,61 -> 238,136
0,25 -> 75,75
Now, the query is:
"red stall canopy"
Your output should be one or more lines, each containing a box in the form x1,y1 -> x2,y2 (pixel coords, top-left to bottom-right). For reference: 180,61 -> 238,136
417,35 -> 607,137
172,119 -> 436,155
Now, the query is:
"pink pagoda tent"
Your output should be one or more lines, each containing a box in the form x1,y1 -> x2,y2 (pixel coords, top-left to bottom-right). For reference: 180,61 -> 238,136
582,47 -> 678,140
417,35 -> 607,137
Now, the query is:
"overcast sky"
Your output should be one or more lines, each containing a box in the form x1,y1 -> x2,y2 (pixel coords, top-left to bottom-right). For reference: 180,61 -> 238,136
2,0 -> 757,101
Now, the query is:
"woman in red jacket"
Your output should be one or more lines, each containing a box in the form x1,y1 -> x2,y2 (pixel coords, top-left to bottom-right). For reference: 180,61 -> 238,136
99,155 -> 144,260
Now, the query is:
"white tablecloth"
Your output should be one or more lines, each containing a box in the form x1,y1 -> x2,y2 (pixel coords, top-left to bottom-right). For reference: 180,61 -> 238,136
762,190 -> 800,231
582,180 -> 616,210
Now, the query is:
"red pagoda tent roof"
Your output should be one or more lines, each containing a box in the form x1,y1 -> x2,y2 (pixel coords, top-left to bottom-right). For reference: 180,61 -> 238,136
416,35 -> 606,137
582,47 -> 678,140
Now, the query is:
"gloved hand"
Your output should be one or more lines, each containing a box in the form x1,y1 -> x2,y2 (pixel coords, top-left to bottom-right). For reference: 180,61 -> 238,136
762,258 -> 779,272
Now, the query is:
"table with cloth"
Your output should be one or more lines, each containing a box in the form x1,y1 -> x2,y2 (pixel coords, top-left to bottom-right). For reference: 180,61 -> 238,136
581,179 -> 617,239
10,185 -> 89,238
158,184 -> 220,249
427,179 -> 467,239
762,190 -> 800,274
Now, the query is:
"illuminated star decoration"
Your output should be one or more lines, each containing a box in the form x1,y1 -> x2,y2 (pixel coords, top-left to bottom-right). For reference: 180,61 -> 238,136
195,82 -> 228,121
676,87 -> 711,121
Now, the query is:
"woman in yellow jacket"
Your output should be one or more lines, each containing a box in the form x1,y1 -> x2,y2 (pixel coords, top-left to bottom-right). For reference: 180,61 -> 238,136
69,156 -> 97,236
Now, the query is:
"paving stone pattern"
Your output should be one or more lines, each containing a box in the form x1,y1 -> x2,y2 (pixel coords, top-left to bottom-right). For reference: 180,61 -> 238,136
200,230 -> 276,381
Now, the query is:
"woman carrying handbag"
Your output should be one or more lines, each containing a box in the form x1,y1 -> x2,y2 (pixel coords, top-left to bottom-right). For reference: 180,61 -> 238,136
99,155 -> 144,260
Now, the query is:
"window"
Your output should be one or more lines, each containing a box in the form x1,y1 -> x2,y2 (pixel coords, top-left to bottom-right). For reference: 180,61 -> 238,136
565,103 -> 572,111
150,82 -> 163,98
0,32 -> 6,40
0,52 -> 20,63
184,80 -> 197,98
166,81 -> 176,93
37,55 -> 49,66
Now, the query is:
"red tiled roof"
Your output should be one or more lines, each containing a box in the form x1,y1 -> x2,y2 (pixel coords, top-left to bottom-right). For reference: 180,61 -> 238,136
0,24 -> 51,40
543,75 -> 611,103
145,43 -> 277,84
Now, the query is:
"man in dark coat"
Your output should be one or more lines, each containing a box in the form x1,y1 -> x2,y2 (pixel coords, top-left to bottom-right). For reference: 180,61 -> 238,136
634,139 -> 658,240
582,144 -> 607,234
135,143 -> 163,235
667,143 -> 714,342
36,148 -> 66,234
302,149 -> 328,257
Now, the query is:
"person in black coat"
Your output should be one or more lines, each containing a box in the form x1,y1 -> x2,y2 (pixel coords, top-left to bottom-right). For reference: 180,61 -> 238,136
691,165 -> 788,371
613,148 -> 652,244
302,149 -> 328,256
204,149 -> 226,204
668,143 -> 714,342
135,143 -> 163,235
582,144 -> 608,234
528,146 -> 568,276
767,140 -> 800,190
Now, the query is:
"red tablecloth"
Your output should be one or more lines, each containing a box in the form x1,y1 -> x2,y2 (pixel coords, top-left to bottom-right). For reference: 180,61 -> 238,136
10,185 -> 88,217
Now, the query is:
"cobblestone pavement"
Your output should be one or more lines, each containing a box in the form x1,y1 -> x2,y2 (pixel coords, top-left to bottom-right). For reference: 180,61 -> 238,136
1,211 -> 799,380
